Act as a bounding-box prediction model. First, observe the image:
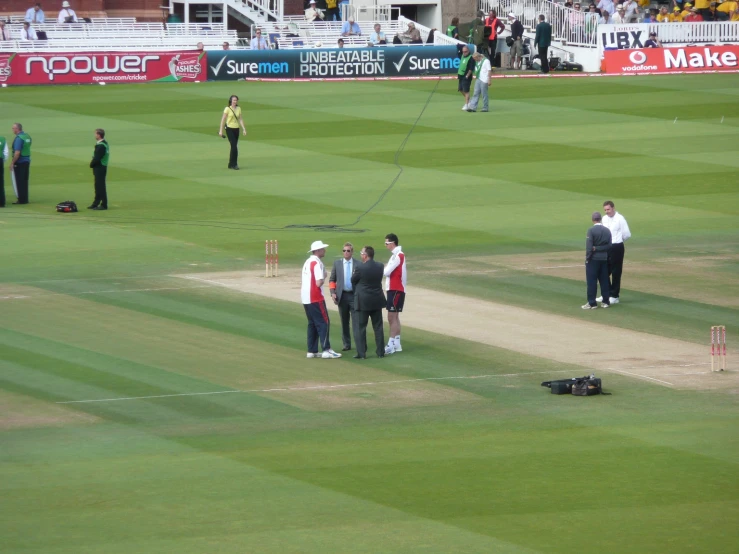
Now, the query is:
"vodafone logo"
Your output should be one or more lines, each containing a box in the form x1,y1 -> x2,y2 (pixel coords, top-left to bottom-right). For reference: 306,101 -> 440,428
26,54 -> 160,81
629,51 -> 647,65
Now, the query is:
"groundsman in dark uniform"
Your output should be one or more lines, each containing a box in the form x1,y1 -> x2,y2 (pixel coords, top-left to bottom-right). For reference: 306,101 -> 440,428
582,211 -> 612,309
0,133 -> 7,207
88,128 -> 109,210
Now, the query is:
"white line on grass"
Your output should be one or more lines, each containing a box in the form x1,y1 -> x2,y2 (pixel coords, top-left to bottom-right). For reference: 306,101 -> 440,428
56,370 -> 577,404
56,363 -> 707,405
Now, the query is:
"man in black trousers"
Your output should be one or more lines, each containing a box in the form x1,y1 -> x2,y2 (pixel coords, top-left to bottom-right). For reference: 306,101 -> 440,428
534,14 -> 552,73
582,211 -> 612,310
351,246 -> 386,359
88,128 -> 109,210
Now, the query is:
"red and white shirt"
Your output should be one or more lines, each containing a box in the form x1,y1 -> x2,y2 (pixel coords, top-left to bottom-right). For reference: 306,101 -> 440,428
383,246 -> 406,292
301,255 -> 325,304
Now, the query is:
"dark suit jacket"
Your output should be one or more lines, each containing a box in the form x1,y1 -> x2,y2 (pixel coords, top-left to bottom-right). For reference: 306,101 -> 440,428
329,257 -> 360,303
534,21 -> 552,48
351,259 -> 386,312
586,224 -> 612,262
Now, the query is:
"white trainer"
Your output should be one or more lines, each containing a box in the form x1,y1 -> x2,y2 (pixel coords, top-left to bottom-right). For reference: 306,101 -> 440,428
321,349 -> 342,359
384,344 -> 396,355
595,296 -> 603,303
307,352 -> 317,358
581,303 -> 597,310
609,297 -> 619,304
600,303 -> 610,309
394,345 -> 402,352
462,104 -> 468,111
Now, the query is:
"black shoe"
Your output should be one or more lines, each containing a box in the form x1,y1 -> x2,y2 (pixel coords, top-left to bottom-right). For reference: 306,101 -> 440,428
232,166 -> 239,170
12,201 -> 27,205
87,205 -> 97,209
92,206 -> 107,210
342,346 -> 351,351
352,354 -> 366,359
377,354 -> 385,358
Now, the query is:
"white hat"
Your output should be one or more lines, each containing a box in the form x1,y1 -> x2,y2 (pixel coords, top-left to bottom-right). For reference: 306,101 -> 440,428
62,1 -> 71,7
508,12 -> 517,18
308,240 -> 329,252
309,0 -> 316,3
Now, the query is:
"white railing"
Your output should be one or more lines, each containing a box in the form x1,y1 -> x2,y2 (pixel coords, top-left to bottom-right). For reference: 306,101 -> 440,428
2,16 -> 138,25
343,5 -> 399,23
0,37 -> 238,52
0,22 -> 233,41
223,0 -> 282,22
645,21 -> 739,44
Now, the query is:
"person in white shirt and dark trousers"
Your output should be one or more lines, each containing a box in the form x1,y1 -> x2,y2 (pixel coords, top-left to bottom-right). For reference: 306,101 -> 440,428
600,200 -> 631,304
329,242 -> 360,351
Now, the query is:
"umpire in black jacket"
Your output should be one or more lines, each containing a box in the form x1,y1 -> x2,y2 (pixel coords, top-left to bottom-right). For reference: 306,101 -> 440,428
583,211 -> 612,309
350,246 -> 386,358
88,128 -> 109,210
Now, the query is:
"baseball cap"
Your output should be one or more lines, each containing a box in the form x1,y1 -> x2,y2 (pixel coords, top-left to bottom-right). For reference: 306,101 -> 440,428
649,31 -> 657,36
308,240 -> 329,252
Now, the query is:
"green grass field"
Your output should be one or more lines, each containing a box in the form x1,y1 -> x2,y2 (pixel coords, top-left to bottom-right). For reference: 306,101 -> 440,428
1,74 -> 738,553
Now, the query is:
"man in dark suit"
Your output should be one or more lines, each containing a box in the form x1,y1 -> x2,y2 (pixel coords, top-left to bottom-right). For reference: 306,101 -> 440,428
534,14 -> 552,73
329,242 -> 360,351
350,246 -> 386,359
583,211 -> 612,310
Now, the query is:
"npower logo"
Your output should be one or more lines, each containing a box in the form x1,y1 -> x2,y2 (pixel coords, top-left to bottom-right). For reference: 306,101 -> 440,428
26,54 -> 160,81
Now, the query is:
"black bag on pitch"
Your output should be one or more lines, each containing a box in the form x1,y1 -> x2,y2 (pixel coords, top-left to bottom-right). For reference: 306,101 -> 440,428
541,375 -> 609,396
56,200 -> 78,213
572,375 -> 605,396
541,378 -> 574,394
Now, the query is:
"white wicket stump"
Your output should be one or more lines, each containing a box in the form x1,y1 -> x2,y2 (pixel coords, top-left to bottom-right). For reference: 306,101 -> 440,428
711,325 -> 726,372
265,240 -> 278,278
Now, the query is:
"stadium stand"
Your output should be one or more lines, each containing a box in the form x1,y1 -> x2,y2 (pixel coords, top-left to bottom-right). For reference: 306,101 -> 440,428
479,0 -> 739,47
0,20 -> 240,51
255,16 -> 460,49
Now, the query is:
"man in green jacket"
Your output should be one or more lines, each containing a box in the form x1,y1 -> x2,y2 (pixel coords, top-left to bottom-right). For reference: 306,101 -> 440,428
469,11 -> 486,59
534,14 -> 552,74
88,128 -> 109,210
457,45 -> 476,111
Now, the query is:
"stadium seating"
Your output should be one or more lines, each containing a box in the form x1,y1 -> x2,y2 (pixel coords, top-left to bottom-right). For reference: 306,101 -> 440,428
0,19 -> 239,51
256,17 -> 460,49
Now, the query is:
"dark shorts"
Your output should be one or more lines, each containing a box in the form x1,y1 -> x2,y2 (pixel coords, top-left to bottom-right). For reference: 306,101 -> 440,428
458,76 -> 472,92
386,290 -> 405,312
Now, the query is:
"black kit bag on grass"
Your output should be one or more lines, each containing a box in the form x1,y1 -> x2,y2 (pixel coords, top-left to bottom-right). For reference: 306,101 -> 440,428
542,375 -> 609,396
572,375 -> 607,396
541,379 -> 574,395
56,200 -> 78,213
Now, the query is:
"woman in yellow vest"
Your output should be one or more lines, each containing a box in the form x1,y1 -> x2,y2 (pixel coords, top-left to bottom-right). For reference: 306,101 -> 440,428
218,95 -> 247,170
